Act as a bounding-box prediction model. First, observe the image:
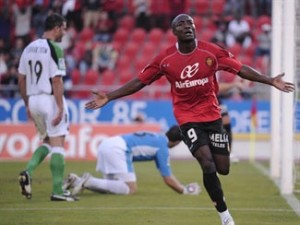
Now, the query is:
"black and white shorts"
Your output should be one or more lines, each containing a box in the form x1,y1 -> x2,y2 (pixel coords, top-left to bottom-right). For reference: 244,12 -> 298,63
180,119 -> 230,155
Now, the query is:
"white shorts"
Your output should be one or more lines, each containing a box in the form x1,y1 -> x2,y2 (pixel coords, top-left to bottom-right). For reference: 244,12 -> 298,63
28,94 -> 69,139
96,136 -> 136,182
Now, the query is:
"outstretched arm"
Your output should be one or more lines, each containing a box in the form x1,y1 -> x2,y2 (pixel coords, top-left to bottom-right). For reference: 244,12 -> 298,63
163,175 -> 185,194
85,78 -> 146,110
238,65 -> 295,93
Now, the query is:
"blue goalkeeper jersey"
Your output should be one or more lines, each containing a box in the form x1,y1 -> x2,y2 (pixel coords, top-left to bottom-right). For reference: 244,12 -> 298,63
121,131 -> 171,177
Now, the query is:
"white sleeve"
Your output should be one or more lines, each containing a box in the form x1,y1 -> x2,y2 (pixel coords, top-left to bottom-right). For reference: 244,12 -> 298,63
49,57 -> 66,78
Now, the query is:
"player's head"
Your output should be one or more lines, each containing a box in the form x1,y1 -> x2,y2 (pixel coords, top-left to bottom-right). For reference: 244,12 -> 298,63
44,13 -> 66,42
166,125 -> 183,148
171,14 -> 196,42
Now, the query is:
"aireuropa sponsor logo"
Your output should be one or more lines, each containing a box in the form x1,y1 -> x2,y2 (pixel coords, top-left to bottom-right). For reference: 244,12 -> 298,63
175,78 -> 208,88
176,63 -> 209,89
180,63 -> 199,79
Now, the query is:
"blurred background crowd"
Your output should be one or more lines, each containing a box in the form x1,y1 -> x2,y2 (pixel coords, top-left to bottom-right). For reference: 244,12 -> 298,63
0,0 -> 272,100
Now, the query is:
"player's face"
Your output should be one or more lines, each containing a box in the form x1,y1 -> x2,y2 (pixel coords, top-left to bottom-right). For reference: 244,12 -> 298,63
55,22 -> 67,42
172,15 -> 196,42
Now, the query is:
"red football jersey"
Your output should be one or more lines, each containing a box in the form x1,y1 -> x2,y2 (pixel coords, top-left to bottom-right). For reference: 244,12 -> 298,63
137,40 -> 242,125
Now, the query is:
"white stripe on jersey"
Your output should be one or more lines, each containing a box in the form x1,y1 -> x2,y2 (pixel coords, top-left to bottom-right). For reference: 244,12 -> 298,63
131,146 -> 159,158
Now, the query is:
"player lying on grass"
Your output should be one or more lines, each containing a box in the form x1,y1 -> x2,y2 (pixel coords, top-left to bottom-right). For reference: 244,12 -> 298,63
63,125 -> 200,195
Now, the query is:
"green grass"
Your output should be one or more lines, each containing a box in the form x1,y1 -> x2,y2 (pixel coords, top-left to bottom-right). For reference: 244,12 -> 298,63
0,160 -> 299,225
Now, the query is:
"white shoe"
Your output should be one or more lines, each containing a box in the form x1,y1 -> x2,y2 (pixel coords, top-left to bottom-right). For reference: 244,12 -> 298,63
51,190 -> 79,202
71,173 -> 91,196
219,210 -> 235,225
222,217 -> 235,225
62,173 -> 80,191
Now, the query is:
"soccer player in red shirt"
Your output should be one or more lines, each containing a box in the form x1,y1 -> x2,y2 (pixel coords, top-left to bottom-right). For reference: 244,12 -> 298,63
85,14 -> 295,225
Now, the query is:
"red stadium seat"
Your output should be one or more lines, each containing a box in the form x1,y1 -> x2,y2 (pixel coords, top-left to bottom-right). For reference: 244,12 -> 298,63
100,69 -> 116,86
257,15 -> 271,29
72,41 -> 87,61
71,69 -> 81,85
148,28 -> 164,45
119,15 -> 135,31
80,27 -> 94,42
255,56 -> 270,75
85,69 -> 99,85
165,29 -> 177,45
228,43 -> 242,57
130,28 -> 147,44
70,69 -> 82,98
119,69 -> 134,84
155,76 -> 168,86
116,57 -> 132,72
129,91 -> 145,99
251,27 -> 263,44
113,28 -> 130,46
152,89 -> 172,100
239,55 -> 253,67
123,41 -> 140,60
102,0 -> 124,14
243,15 -> 255,30
194,0 -> 210,15
126,0 -> 135,14
140,42 -> 157,61
244,43 -> 256,59
159,41 -> 172,51
205,19 -> 217,32
217,70 -> 236,83
199,29 -> 214,41
193,15 -> 203,31
134,57 -> 148,73
210,0 -> 225,15
150,0 -> 170,16
75,69 -> 99,99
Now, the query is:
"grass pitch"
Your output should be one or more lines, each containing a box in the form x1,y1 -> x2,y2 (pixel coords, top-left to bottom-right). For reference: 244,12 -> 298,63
0,160 -> 299,225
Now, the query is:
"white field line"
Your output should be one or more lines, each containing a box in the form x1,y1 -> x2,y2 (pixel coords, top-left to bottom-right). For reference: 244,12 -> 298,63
253,162 -> 300,217
0,206 -> 297,213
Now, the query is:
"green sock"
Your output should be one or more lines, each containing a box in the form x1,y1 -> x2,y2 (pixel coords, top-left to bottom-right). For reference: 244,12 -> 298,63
50,153 -> 65,195
26,145 -> 49,177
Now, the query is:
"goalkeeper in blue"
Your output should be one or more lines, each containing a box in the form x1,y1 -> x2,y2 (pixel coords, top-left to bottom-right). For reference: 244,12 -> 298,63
63,125 -> 200,195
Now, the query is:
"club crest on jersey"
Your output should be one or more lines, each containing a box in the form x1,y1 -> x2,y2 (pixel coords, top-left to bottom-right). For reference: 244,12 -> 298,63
205,57 -> 213,67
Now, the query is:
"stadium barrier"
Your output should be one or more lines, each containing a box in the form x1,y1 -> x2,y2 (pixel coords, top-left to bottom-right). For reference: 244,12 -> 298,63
0,123 -> 161,161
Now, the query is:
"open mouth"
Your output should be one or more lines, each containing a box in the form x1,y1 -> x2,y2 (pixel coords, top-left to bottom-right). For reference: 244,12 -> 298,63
184,31 -> 193,37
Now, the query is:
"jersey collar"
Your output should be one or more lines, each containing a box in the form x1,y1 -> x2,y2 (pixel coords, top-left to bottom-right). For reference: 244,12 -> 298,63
175,39 -> 198,55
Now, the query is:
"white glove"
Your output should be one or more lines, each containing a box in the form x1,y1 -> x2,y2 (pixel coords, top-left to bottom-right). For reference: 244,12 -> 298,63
183,182 -> 201,195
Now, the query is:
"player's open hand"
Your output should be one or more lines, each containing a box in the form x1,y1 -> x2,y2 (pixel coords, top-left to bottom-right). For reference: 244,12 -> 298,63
85,91 -> 109,110
272,73 -> 295,93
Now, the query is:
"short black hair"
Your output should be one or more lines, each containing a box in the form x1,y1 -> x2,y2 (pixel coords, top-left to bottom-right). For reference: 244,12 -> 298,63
166,125 -> 183,142
171,14 -> 193,30
44,13 -> 66,31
